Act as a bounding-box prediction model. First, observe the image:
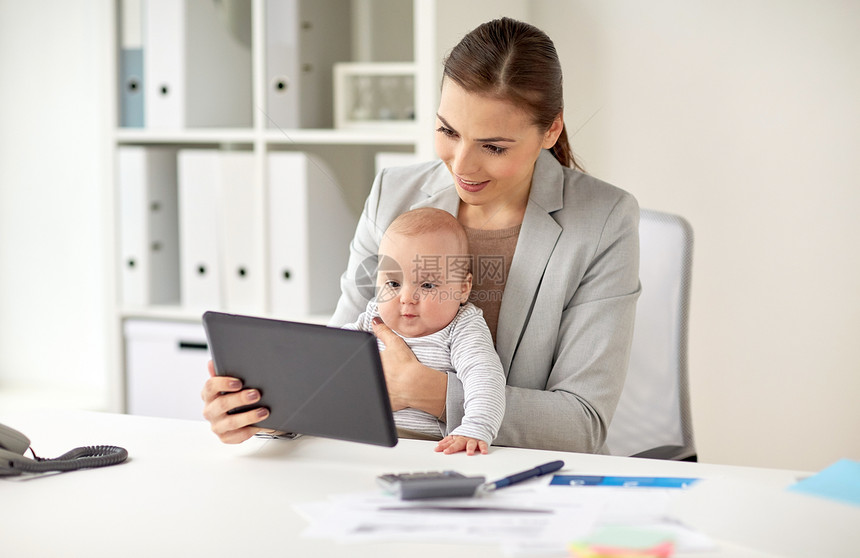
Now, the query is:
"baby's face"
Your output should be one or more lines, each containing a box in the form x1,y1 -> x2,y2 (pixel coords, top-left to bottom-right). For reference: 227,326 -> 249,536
376,231 -> 471,338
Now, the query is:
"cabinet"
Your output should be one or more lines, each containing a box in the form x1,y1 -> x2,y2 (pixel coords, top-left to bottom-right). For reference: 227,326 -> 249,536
109,0 -> 527,415
124,319 -> 210,420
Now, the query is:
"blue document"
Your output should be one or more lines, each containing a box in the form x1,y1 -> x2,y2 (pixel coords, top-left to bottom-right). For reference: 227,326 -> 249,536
788,458 -> 860,507
120,48 -> 144,127
550,475 -> 699,489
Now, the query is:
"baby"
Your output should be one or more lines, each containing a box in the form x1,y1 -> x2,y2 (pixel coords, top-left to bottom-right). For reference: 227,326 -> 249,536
343,207 -> 505,455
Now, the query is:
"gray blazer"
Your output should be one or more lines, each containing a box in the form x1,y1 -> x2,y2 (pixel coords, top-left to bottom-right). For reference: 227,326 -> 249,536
330,150 -> 640,453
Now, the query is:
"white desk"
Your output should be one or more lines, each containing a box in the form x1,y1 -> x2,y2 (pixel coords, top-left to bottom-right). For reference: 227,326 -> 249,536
0,409 -> 855,557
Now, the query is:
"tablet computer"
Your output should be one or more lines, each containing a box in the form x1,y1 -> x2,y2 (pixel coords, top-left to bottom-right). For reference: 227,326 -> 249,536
202,311 -> 397,447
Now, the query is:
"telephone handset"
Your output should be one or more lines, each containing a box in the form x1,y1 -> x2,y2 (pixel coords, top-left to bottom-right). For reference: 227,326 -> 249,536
0,422 -> 128,476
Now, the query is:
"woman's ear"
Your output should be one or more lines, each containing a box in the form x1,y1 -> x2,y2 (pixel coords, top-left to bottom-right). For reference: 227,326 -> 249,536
542,112 -> 564,149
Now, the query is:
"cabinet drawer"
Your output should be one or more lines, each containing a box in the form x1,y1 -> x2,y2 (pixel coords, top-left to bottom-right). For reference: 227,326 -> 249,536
124,320 -> 210,420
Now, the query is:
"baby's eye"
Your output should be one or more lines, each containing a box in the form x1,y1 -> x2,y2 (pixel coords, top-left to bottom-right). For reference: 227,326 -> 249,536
420,282 -> 437,290
384,280 -> 401,289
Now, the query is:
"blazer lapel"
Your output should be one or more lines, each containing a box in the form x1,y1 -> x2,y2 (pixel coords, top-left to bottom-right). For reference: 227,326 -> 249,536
495,151 -> 564,371
412,163 -> 460,214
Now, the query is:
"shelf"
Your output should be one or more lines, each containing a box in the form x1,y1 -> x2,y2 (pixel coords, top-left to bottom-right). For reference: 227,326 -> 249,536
119,305 -> 207,323
110,0 -> 430,417
119,306 -> 332,326
264,128 -> 419,146
114,127 -> 419,147
115,128 -> 256,145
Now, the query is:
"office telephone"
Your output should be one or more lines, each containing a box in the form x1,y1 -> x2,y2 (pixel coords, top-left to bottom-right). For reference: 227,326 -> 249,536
0,422 -> 128,476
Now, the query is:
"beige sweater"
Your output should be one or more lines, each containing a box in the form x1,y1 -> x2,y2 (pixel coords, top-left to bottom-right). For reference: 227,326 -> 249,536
464,224 -> 521,345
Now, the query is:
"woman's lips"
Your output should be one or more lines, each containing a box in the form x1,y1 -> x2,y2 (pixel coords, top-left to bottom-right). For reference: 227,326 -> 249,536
456,175 -> 489,193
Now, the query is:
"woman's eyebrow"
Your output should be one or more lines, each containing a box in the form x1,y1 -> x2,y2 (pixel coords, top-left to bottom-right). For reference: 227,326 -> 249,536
436,114 -> 516,143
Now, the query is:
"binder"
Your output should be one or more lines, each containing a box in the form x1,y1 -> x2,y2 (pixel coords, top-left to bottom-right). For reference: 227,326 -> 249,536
119,0 -> 144,127
144,0 -> 252,128
177,150 -> 223,310
265,0 -> 352,129
143,0 -> 183,128
218,152 -> 264,314
264,0 -> 299,129
268,152 -> 356,318
117,146 -> 180,307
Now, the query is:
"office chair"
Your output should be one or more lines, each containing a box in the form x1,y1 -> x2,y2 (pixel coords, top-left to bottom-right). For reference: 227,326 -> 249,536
605,209 -> 697,461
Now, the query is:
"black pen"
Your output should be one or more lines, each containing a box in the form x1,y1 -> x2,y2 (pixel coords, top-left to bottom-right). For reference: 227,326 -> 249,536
484,460 -> 565,490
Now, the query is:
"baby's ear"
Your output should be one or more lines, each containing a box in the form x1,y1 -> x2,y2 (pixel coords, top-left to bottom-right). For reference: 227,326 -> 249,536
460,272 -> 473,304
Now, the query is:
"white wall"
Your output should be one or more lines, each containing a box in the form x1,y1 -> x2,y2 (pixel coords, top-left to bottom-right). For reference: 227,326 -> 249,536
534,0 -> 860,471
0,1 -> 113,410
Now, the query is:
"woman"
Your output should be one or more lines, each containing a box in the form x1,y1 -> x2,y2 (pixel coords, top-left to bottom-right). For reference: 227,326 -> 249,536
202,17 -> 640,453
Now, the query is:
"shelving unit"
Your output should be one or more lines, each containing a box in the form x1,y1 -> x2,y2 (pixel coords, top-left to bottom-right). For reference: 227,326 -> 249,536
108,0 -> 526,416
109,0 -> 426,418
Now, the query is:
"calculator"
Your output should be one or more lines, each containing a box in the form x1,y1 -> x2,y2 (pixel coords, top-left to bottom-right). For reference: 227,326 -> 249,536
376,470 -> 486,500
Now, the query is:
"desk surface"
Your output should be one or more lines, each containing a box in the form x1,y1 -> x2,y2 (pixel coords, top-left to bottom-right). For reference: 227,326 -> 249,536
0,409 -> 853,558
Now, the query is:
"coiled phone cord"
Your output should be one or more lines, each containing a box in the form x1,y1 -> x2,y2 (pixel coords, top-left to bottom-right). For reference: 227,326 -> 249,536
14,445 -> 128,474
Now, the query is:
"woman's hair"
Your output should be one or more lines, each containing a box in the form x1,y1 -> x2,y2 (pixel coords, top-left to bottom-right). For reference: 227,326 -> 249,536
442,17 -> 581,170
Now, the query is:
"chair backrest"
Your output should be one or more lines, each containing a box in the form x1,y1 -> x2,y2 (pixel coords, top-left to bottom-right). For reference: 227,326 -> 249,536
605,209 -> 695,459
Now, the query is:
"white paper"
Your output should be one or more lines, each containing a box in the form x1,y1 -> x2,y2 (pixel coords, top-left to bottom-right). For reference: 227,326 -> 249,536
294,482 -> 716,555
295,486 -> 594,547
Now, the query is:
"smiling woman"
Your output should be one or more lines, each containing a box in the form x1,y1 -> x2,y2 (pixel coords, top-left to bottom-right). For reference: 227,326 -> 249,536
202,17 -> 641,455
433,79 -> 563,230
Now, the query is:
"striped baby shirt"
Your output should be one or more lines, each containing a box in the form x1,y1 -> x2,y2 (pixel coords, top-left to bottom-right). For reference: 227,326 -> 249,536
343,301 -> 506,444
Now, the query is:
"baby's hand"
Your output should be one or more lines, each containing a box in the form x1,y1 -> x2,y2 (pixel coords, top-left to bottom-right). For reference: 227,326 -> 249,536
434,435 -> 489,455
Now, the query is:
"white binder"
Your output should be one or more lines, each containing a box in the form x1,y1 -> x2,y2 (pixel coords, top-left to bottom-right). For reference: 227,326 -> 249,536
117,146 -> 180,307
218,151 -> 264,314
268,152 -> 356,318
177,150 -> 223,311
265,0 -> 299,129
144,0 -> 252,128
265,0 -> 351,129
143,0 -> 183,128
